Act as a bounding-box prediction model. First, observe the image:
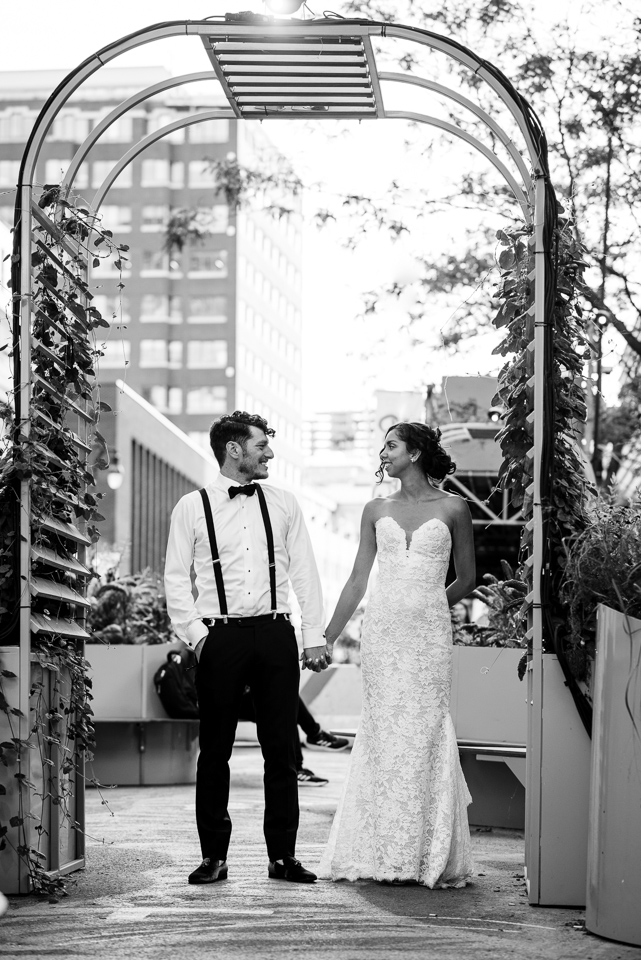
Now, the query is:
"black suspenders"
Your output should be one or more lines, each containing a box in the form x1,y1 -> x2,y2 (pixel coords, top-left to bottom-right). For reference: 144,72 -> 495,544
255,485 -> 277,616
198,485 -> 278,621
199,488 -> 228,619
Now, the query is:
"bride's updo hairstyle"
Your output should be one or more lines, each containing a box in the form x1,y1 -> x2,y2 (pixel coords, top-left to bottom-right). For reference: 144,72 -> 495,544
375,422 -> 456,484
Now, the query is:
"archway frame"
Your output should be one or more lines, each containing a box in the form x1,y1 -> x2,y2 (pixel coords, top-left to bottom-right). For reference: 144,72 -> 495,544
10,16 -> 555,897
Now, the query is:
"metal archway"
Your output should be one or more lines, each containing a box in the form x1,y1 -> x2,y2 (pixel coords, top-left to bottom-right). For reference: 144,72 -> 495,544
10,15 -> 556,899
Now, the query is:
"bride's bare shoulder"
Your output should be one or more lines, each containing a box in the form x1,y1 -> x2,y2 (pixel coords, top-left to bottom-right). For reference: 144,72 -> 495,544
363,498 -> 389,520
440,492 -> 472,518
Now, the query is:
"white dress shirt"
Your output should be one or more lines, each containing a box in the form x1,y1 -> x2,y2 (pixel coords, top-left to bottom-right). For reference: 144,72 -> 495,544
164,473 -> 325,649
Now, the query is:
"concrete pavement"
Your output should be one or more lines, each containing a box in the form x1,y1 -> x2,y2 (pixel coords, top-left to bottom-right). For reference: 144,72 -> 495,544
1,746 -> 640,960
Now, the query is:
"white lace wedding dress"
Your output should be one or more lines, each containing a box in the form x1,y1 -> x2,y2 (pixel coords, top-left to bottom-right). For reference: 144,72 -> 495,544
318,516 -> 474,888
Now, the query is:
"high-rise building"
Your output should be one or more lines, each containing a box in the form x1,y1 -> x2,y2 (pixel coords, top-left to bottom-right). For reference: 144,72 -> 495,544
0,218 -> 11,406
0,67 -> 303,487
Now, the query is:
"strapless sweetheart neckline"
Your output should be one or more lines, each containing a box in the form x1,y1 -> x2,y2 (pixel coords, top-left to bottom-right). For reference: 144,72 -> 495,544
375,514 -> 451,551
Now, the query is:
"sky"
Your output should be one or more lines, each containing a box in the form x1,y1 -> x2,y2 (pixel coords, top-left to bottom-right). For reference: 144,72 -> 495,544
1,0 -> 622,413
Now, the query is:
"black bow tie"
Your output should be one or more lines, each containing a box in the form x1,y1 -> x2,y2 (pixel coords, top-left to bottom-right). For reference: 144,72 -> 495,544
229,483 -> 258,499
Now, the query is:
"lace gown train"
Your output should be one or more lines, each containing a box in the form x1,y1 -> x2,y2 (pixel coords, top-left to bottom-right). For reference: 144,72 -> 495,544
318,516 -> 473,888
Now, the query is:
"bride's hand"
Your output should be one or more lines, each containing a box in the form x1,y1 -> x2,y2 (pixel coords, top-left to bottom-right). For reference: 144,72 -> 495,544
301,644 -> 330,672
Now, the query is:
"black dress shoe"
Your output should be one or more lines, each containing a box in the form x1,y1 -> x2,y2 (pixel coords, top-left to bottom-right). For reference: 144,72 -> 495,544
268,856 -> 317,883
188,858 -> 228,884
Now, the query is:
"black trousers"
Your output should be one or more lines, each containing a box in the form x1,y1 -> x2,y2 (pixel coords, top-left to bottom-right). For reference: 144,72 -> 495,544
239,692 -> 322,769
195,618 -> 300,862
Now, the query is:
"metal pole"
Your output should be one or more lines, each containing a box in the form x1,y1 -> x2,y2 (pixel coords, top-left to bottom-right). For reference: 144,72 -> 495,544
525,172 -> 547,903
17,180 -> 33,893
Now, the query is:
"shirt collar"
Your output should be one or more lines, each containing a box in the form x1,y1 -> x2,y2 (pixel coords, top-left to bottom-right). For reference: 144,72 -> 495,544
212,472 -> 258,493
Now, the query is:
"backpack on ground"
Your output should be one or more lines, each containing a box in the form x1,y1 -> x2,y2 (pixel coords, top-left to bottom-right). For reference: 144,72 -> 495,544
153,647 -> 199,719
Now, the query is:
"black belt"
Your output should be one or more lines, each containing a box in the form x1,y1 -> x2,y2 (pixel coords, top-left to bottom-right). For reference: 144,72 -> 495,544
202,614 -> 290,627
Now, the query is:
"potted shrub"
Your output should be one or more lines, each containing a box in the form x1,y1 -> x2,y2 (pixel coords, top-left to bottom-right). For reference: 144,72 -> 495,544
85,568 -> 179,720
562,492 -> 641,945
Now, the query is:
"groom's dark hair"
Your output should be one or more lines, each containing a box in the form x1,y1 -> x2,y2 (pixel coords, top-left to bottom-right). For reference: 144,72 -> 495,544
209,411 -> 275,466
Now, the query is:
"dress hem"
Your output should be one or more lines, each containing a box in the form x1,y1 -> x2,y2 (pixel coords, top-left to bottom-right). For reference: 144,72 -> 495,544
317,872 -> 473,889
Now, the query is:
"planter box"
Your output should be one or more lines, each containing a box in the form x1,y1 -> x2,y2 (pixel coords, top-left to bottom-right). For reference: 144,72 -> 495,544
452,647 -> 526,829
451,646 -> 526,743
586,606 -> 641,946
0,647 -> 85,894
296,647 -> 527,741
525,654 -> 592,906
297,648 -> 527,829
87,643 -> 178,720
86,644 -> 198,786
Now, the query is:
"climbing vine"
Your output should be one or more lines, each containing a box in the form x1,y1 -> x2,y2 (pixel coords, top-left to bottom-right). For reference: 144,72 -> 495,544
0,185 -> 125,896
491,208 -> 594,689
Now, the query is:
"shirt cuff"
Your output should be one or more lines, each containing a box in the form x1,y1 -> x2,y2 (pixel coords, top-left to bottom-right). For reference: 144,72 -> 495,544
301,627 -> 326,649
185,620 -> 209,648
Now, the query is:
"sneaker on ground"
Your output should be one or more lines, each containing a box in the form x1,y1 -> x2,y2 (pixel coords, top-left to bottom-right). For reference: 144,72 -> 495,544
297,767 -> 329,787
306,729 -> 350,752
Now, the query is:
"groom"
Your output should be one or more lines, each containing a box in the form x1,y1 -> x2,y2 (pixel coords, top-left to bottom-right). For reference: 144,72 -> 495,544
164,411 -> 330,885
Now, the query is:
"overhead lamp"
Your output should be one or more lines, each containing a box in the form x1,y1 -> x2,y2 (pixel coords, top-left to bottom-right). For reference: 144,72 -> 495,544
265,0 -> 304,13
107,454 -> 125,491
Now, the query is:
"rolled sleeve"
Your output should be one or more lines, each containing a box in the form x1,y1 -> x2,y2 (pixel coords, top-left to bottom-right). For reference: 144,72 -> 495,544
285,494 -> 325,648
164,495 -> 206,648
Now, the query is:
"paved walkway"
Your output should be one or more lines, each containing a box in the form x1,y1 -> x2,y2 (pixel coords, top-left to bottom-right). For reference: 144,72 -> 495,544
2,746 -> 640,959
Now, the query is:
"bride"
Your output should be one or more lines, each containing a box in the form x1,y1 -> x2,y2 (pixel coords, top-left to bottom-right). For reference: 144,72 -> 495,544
318,422 -> 476,888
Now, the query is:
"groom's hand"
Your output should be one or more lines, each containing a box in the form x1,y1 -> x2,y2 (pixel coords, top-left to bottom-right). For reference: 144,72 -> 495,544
302,644 -> 330,672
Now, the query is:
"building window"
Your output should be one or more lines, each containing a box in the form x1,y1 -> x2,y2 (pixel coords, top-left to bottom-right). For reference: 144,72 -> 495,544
147,385 -> 183,414
139,159 -> 183,187
141,205 -> 169,230
91,255 -> 131,278
188,250 -> 228,277
186,340 -> 227,369
43,159 -> 89,190
187,295 -> 227,324
186,386 -> 227,414
141,249 -> 169,274
50,111 -> 90,142
98,340 -> 131,368
147,111 -> 185,144
91,160 -> 132,189
139,339 -> 183,368
188,161 -> 213,188
95,114 -> 133,143
170,162 -> 184,188
91,295 -> 131,323
141,159 -> 170,187
99,205 -> 132,233
0,110 -> 36,142
195,204 -> 228,233
189,120 -> 229,144
44,159 -> 69,185
140,294 -> 182,323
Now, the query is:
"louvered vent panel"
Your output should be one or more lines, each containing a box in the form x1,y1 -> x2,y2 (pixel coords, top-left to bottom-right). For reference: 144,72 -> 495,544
203,34 -> 380,118
29,204 -> 95,641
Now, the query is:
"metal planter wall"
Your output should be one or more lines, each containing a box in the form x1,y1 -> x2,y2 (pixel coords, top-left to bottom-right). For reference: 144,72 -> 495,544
587,605 -> 641,946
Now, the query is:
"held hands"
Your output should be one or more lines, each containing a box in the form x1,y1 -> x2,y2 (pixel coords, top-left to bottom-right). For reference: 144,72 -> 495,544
301,639 -> 334,673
